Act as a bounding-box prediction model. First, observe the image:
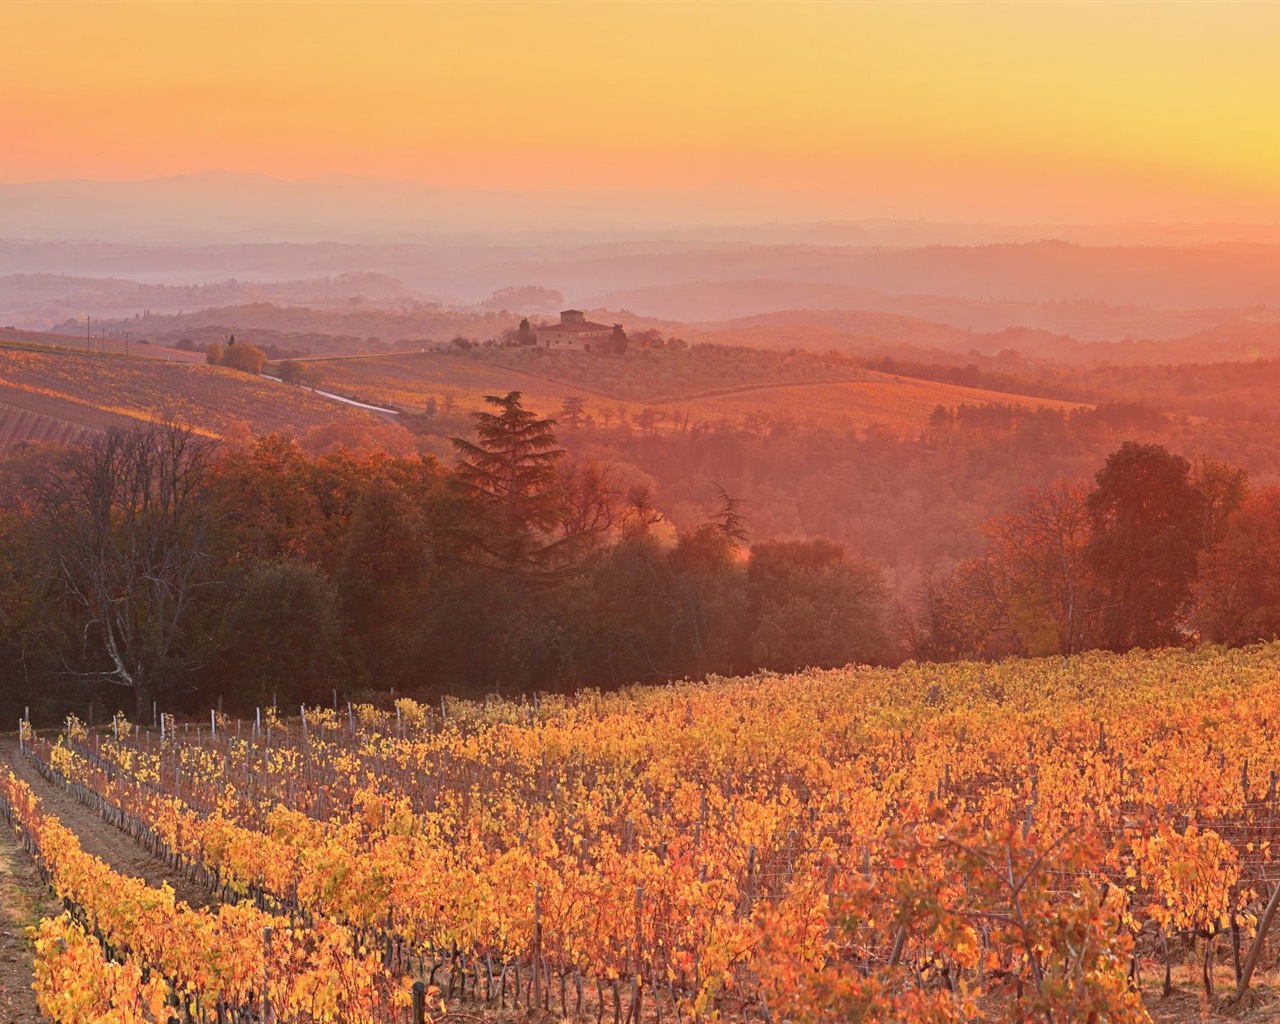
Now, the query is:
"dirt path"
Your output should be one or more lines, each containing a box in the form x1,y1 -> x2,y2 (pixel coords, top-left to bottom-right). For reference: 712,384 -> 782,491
0,816 -> 52,1024
0,738 -> 212,910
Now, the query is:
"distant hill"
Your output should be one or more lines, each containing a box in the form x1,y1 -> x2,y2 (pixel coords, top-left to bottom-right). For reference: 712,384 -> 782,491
6,235 -> 1280,339
598,279 -> 1237,342
53,302 -> 527,358
687,308 -> 1280,365
0,272 -> 417,331
584,241 -> 1280,312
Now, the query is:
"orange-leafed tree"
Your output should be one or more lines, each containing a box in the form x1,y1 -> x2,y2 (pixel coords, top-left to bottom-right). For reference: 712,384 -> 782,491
928,480 -> 1094,659
1191,485 -> 1280,645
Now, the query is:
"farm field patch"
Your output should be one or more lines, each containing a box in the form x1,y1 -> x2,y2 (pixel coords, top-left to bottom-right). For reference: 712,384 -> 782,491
299,349 -> 1086,436
0,346 -> 375,449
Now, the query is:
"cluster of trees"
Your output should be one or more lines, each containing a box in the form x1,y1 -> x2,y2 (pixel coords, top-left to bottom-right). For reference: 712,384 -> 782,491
4,387 -> 1277,727
528,395 -> 1280,584
205,335 -> 267,374
922,442 -> 1280,659
0,394 -> 891,725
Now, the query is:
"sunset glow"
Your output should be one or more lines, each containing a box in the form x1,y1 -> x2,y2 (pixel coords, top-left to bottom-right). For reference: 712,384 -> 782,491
6,1 -> 1280,221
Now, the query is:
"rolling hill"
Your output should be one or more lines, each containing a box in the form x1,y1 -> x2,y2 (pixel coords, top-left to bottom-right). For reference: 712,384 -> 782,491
0,345 -> 379,452
292,347 -> 1084,437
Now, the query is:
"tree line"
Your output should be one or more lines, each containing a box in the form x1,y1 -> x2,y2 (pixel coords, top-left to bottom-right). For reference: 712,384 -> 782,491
921,441 -> 1280,659
2,397 -> 1277,727
0,393 -> 890,724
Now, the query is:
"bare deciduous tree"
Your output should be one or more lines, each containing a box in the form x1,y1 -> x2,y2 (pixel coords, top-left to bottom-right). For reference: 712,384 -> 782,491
40,423 -> 219,718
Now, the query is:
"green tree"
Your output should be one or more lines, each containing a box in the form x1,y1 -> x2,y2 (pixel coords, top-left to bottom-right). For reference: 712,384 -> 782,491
558,395 -> 586,430
1085,442 -> 1206,650
219,561 -> 343,709
335,477 -> 437,691
669,523 -> 749,676
450,392 -> 566,569
747,539 -> 892,670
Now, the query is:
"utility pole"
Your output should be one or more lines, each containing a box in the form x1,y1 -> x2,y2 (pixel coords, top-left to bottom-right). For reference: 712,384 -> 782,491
86,315 -> 91,351
124,331 -> 130,357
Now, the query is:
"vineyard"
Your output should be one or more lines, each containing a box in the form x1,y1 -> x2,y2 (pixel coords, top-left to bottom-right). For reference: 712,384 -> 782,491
295,349 -> 1083,436
5,645 -> 1280,1022
0,399 -> 93,451
0,329 -> 204,364
663,376 -> 1083,437
0,347 -> 376,451
283,352 -> 611,419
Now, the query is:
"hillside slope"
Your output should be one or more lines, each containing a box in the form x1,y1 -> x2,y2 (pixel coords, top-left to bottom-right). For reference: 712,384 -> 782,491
298,348 -> 1084,436
0,346 -> 376,451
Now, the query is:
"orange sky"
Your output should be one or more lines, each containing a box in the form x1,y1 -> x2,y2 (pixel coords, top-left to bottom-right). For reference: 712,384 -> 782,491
4,1 -> 1280,223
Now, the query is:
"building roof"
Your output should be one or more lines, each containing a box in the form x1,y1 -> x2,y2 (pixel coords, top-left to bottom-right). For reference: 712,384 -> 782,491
537,320 -> 613,333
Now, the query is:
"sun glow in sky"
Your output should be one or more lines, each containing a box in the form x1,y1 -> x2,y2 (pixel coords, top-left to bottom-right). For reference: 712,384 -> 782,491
5,0 -> 1280,222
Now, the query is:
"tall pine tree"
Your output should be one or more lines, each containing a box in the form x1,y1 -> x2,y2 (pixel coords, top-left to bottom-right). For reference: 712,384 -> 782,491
450,392 -> 566,569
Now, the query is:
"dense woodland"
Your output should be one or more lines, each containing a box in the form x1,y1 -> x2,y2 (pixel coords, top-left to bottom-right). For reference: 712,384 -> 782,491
424,382 -> 1280,591
1,387 -> 1278,727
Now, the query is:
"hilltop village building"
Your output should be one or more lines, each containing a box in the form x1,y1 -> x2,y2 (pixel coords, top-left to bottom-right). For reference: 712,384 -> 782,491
535,310 -> 625,352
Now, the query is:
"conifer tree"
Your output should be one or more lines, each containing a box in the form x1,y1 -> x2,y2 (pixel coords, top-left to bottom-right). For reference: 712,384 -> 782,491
450,392 -> 566,567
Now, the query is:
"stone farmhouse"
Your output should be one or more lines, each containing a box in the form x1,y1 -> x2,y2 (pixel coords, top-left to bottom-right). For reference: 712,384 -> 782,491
535,310 -> 625,353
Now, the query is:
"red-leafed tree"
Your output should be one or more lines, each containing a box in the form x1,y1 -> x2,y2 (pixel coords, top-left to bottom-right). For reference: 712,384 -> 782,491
1085,443 -> 1206,650
1192,486 -> 1280,645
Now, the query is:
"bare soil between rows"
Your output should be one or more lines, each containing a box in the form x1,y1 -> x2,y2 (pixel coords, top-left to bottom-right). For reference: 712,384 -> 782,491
0,814 -> 52,1024
0,739 -> 212,910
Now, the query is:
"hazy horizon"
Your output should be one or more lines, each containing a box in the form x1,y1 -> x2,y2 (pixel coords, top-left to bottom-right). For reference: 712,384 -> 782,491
7,170 -> 1280,250
4,2 -> 1280,335
7,2 -> 1280,234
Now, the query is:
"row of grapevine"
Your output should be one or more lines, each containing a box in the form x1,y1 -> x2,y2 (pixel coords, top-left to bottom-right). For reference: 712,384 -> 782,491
0,767 -> 409,1024
25,644 -> 1280,1018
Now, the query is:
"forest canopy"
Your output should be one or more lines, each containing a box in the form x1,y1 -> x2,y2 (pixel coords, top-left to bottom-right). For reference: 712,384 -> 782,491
1,393 -> 1277,726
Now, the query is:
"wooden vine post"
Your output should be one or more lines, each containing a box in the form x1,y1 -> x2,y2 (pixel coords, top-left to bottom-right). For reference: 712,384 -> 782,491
632,884 -> 645,1024
412,980 -> 427,1024
262,926 -> 273,1024
533,884 -> 542,1010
